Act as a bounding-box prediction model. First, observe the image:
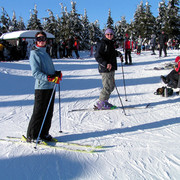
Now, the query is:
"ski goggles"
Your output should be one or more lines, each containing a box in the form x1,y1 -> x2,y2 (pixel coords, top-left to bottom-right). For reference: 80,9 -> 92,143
36,36 -> 47,42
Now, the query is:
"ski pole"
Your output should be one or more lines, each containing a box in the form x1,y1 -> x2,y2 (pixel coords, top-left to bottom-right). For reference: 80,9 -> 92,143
35,84 -> 57,149
114,82 -> 126,115
58,83 -> 62,133
121,59 -> 128,101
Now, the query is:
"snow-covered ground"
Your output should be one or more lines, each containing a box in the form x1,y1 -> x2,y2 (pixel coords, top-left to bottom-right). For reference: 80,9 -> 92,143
0,49 -> 180,180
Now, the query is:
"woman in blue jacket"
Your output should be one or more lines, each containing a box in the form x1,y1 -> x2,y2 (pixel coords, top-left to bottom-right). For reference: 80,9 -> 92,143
27,31 -> 62,142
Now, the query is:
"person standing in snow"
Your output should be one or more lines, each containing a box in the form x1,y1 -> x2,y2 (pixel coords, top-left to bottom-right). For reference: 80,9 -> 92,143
136,35 -> 142,55
150,34 -> 156,55
124,33 -> 133,65
74,36 -> 80,59
27,31 -> 62,142
94,28 -> 123,110
158,31 -> 168,57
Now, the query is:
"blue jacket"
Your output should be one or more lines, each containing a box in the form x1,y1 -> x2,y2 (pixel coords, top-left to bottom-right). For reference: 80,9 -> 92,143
29,46 -> 55,90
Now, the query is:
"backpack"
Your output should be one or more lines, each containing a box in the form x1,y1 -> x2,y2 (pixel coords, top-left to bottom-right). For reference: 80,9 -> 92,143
154,86 -> 173,97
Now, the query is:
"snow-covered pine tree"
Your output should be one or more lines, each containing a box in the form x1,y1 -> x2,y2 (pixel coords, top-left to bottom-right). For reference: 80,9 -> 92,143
133,1 -> 146,38
27,4 -> 42,30
89,20 -> 102,43
58,4 -> 70,41
144,2 -> 156,39
0,7 -> 11,33
9,11 -> 18,32
81,9 -> 90,49
17,17 -> 26,30
106,9 -> 114,30
68,1 -> 83,39
43,9 -> 59,41
115,16 -> 128,45
156,0 -> 167,32
165,0 -> 180,38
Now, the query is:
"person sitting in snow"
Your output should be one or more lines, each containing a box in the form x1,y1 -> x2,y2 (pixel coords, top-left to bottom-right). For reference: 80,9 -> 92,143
94,28 -> 123,110
161,56 -> 180,89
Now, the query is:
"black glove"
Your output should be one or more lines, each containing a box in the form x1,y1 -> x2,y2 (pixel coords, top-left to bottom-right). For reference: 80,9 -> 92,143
55,71 -> 62,79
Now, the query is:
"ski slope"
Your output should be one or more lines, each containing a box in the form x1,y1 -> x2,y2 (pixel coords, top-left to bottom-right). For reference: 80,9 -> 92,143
0,49 -> 180,180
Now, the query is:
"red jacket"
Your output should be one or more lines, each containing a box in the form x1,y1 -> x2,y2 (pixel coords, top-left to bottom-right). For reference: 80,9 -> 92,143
124,38 -> 133,50
175,56 -> 180,74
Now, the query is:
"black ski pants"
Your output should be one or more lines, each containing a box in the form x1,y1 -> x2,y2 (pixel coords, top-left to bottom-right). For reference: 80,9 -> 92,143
27,89 -> 55,139
159,44 -> 167,57
125,49 -> 132,64
166,69 -> 179,88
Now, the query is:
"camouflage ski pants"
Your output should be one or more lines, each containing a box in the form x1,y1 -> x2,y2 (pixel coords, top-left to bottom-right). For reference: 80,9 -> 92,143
99,71 -> 115,101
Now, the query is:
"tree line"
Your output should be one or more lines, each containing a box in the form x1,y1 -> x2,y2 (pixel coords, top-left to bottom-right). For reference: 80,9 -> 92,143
0,0 -> 179,50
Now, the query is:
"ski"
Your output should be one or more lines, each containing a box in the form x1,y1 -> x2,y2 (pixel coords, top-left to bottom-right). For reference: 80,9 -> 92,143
145,62 -> 176,70
0,136 -> 101,153
69,103 -> 151,112
6,136 -> 103,149
145,67 -> 173,70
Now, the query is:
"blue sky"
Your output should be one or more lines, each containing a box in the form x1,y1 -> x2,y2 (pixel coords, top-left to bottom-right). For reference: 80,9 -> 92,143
1,0 -> 162,29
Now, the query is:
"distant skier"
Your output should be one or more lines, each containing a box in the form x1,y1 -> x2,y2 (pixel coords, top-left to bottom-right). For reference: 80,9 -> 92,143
137,35 -> 142,55
124,33 -> 133,65
150,34 -> 156,55
158,31 -> 168,57
94,28 -> 123,110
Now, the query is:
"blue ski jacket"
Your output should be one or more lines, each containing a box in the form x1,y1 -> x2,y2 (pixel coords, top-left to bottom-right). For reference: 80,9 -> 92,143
29,46 -> 55,90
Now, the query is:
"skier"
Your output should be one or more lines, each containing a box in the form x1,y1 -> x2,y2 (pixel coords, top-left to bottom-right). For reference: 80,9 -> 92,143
94,28 -> 123,110
124,33 -> 133,65
74,37 -> 80,59
161,56 -> 180,89
136,35 -> 142,55
158,31 -> 168,57
150,34 -> 156,55
27,31 -> 62,142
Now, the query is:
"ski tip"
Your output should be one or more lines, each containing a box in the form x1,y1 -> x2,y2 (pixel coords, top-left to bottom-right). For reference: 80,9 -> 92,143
21,135 -> 27,142
52,138 -> 58,142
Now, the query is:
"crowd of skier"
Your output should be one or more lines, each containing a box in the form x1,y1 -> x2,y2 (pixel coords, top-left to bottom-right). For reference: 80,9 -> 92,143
0,29 -> 179,62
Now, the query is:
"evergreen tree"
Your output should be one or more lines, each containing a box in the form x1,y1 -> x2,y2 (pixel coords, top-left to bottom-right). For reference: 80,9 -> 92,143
165,0 -> 180,38
115,16 -> 128,43
58,4 -> 70,40
9,11 -> 18,32
106,9 -> 114,30
27,4 -> 42,30
17,17 -> 26,30
81,9 -> 90,49
0,7 -> 11,33
68,1 -> 83,38
89,20 -> 102,43
144,2 -> 156,39
132,1 -> 146,38
156,0 -> 167,32
43,9 -> 59,41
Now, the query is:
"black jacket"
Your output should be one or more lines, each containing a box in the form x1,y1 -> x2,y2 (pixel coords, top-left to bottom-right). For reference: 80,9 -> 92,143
95,37 -> 119,73
158,33 -> 168,46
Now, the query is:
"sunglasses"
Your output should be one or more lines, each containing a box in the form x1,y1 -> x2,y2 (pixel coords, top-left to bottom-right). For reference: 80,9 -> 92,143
36,36 -> 47,42
106,34 -> 113,36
